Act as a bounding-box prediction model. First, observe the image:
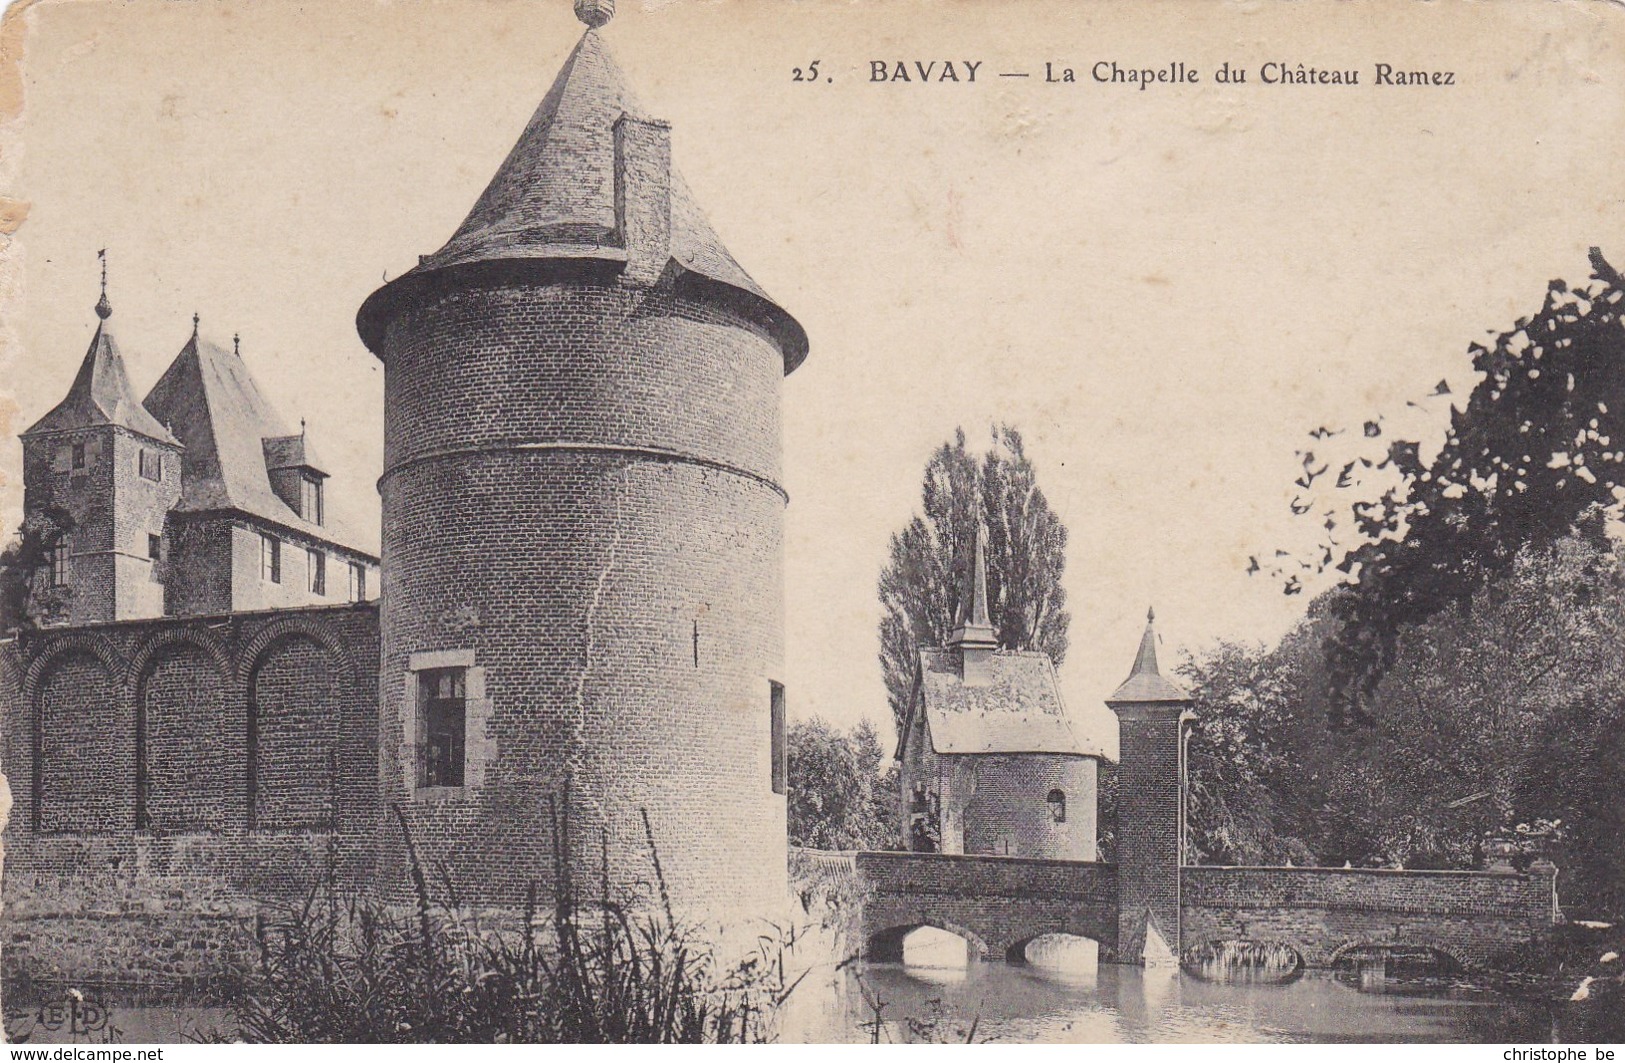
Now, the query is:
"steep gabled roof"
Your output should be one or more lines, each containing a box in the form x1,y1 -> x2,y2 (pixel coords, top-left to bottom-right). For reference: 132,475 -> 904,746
904,648 -> 1107,758
142,333 -> 376,557
24,321 -> 178,444
356,29 -> 807,368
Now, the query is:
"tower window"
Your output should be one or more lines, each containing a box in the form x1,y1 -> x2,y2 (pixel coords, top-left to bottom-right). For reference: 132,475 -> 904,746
138,449 -> 162,481
769,681 -> 786,795
147,533 -> 161,561
71,442 -> 86,471
261,534 -> 281,583
420,668 -> 466,788
347,562 -> 367,602
47,544 -> 68,586
1047,789 -> 1067,824
307,548 -> 326,594
301,475 -> 324,526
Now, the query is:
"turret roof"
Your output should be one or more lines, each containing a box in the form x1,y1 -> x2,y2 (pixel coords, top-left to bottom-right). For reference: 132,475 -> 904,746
356,29 -> 807,369
24,321 -> 178,445
1107,608 -> 1192,704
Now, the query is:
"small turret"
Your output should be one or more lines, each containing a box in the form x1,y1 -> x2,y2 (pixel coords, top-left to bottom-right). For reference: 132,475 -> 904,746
1106,607 -> 1195,964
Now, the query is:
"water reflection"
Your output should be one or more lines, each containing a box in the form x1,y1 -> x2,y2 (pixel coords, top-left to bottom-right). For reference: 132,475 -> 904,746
830,959 -> 1556,1043
1022,934 -> 1099,989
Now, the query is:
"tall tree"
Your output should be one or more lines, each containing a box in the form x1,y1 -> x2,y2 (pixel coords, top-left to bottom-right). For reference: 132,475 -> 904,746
1269,249 -> 1625,724
877,425 -> 1070,730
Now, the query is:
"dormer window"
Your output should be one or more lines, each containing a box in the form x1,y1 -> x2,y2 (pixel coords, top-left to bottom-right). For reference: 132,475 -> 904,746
300,474 -> 324,526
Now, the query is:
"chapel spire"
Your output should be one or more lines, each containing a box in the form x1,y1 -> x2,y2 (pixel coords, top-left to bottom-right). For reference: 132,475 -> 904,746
949,524 -> 998,685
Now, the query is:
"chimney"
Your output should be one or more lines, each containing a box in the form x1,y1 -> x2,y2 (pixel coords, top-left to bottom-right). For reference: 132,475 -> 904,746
614,113 -> 673,288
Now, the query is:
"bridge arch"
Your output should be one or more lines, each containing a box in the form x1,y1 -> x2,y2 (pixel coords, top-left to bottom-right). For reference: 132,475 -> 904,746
865,920 -> 990,964
1328,940 -> 1469,972
1183,939 -> 1306,981
1007,931 -> 1104,967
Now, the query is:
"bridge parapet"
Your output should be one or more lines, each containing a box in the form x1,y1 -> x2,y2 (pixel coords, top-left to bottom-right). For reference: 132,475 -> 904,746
1180,864 -> 1559,969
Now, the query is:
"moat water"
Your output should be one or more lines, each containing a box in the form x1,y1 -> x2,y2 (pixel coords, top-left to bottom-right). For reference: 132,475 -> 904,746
784,960 -> 1560,1043
3,940 -> 1576,1044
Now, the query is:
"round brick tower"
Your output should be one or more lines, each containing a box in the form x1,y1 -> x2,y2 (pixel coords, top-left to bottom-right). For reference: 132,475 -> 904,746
356,15 -> 806,924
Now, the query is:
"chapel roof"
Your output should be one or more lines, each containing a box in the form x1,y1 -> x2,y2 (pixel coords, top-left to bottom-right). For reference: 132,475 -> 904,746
910,647 -> 1107,758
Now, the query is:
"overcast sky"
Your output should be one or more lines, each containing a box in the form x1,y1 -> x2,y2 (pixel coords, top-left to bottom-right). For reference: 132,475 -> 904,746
3,0 -> 1622,754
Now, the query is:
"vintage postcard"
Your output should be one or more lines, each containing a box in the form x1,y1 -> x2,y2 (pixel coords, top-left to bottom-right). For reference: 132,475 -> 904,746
0,0 -> 1621,1048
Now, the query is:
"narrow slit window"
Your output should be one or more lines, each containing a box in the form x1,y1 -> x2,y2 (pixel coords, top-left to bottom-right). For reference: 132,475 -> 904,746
421,668 -> 467,788
261,534 -> 281,583
147,533 -> 161,561
1047,789 -> 1067,824
769,681 -> 786,795
71,442 -> 86,471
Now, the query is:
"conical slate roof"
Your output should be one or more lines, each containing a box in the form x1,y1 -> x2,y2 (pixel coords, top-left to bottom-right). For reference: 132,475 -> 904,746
143,332 -> 375,556
1107,608 -> 1192,704
24,321 -> 177,444
356,29 -> 807,368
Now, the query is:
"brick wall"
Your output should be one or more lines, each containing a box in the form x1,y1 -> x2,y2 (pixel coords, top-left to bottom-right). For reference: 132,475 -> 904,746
961,755 -> 1097,861
1180,864 -> 1559,968
373,280 -> 789,926
110,431 -> 184,621
0,605 -> 379,989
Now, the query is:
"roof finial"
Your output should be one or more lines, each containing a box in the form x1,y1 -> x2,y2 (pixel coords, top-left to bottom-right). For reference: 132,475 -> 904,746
191,312 -> 200,338
233,332 -> 240,357
1130,608 -> 1161,678
574,0 -> 614,29
300,417 -> 306,437
95,249 -> 111,320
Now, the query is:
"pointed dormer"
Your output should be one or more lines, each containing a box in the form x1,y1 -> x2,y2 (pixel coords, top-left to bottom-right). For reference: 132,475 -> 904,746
948,524 -> 999,686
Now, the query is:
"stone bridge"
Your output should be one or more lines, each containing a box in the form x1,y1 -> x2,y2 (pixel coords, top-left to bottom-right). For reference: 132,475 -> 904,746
847,852 -> 1559,970
854,851 -> 1119,963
